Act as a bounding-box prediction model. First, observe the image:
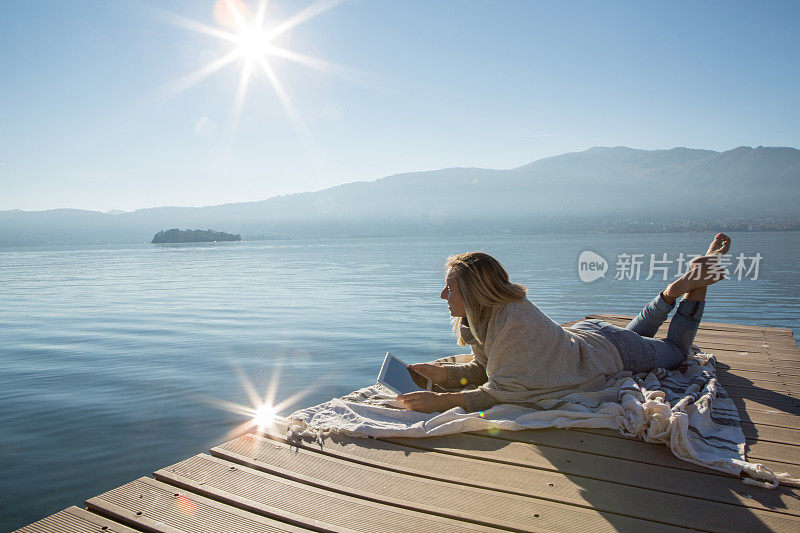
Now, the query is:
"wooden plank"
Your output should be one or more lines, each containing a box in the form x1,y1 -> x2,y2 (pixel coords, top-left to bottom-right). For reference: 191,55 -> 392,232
716,352 -> 800,364
765,331 -> 799,339
484,426 -> 800,485
746,440 -> 800,466
484,427 -> 726,474
741,422 -> 800,446
85,477 -> 312,533
692,340 -> 797,354
212,433 -> 691,532
712,346 -> 800,359
762,340 -> 800,350
721,363 -> 799,377
586,314 -> 792,334
694,333 -> 773,345
502,426 -> 800,485
247,427 -> 800,530
718,359 -> 800,378
717,373 -> 784,390
717,359 -> 800,380
724,385 -> 800,403
548,426 -> 800,474
13,506 -> 140,533
378,432 -> 800,516
689,327 -> 767,337
517,426 -> 800,476
766,339 -> 799,348
731,396 -> 800,417
697,343 -> 788,355
692,340 -> 799,355
762,333 -> 800,342
737,409 -> 800,430
723,363 -> 800,378
723,386 -> 800,403
722,379 -> 800,398
712,354 -> 799,373
728,380 -> 800,395
155,453 -> 505,533
567,426 -> 800,464
762,343 -> 800,351
717,368 -> 800,389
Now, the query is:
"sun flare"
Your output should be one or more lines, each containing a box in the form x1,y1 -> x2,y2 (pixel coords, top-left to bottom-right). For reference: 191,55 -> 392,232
253,403 -> 276,428
234,25 -> 272,62
159,0 -> 346,136
201,364 -> 314,442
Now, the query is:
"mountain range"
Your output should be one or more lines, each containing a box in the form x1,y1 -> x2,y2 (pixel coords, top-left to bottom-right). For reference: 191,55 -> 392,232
2,145 -> 798,245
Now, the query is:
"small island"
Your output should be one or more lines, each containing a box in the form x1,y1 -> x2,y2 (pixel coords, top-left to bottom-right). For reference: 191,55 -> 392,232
151,228 -> 242,243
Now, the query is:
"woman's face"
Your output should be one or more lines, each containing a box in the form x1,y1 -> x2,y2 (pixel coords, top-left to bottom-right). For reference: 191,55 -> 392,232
441,269 -> 466,317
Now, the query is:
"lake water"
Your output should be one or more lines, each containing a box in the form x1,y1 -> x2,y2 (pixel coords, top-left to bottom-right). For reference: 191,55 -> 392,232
2,231 -> 799,530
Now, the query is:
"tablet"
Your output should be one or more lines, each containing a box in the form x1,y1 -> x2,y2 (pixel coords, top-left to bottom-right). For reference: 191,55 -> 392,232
378,352 -> 444,395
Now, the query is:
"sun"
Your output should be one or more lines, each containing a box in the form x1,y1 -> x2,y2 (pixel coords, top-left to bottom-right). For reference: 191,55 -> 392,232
234,24 -> 272,63
201,364 -> 314,440
253,403 -> 276,428
159,0 -> 347,136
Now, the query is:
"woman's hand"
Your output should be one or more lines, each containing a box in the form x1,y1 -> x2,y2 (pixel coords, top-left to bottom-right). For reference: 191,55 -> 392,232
408,363 -> 448,386
396,391 -> 465,413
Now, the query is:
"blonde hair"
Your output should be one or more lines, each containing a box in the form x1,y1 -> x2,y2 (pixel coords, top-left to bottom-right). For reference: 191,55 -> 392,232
445,252 -> 527,345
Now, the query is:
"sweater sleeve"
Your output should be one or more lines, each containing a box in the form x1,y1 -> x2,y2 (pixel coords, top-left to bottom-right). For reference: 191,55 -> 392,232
443,360 -> 488,389
461,388 -> 501,412
442,358 -> 498,412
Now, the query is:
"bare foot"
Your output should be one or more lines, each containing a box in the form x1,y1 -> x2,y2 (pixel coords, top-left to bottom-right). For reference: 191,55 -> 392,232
688,233 -> 732,269
705,233 -> 731,256
662,234 -> 731,304
689,254 -> 722,268
665,264 -> 724,300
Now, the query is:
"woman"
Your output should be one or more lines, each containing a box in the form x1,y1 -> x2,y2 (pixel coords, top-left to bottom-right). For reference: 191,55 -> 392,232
397,233 -> 731,413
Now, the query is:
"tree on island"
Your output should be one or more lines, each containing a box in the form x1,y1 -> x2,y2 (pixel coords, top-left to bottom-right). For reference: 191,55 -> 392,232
151,228 -> 242,243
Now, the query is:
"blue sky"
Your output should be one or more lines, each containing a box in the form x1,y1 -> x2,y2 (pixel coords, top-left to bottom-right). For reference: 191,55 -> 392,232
1,0 -> 798,212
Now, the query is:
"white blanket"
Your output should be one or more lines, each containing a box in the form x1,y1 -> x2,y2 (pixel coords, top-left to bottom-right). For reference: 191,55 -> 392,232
288,352 -> 799,488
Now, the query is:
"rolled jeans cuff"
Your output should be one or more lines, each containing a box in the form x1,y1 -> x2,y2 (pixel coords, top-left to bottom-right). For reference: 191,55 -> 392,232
677,299 -> 704,321
655,292 -> 676,313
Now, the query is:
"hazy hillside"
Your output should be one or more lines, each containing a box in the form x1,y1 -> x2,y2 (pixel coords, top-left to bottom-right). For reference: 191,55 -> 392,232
2,146 -> 798,245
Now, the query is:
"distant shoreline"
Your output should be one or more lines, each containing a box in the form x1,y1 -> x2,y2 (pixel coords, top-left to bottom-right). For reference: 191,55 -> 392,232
1,227 -> 798,248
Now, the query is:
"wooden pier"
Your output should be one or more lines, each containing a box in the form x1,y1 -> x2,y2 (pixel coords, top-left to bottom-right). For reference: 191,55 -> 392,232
16,315 -> 800,532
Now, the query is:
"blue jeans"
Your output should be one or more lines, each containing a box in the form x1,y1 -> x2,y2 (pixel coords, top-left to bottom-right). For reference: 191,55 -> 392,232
572,293 -> 704,373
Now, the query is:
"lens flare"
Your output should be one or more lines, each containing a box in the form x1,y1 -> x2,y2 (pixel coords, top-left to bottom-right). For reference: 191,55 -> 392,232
175,495 -> 197,516
200,362 -> 315,443
253,403 -> 276,428
235,25 -> 271,62
156,0 -> 350,138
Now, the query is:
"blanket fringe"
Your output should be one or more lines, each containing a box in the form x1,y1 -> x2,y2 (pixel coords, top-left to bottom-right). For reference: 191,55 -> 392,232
741,463 -> 800,489
286,417 -> 369,444
285,419 -> 327,444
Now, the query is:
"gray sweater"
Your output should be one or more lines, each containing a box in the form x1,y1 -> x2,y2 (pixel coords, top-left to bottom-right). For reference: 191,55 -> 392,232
442,299 -> 623,412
